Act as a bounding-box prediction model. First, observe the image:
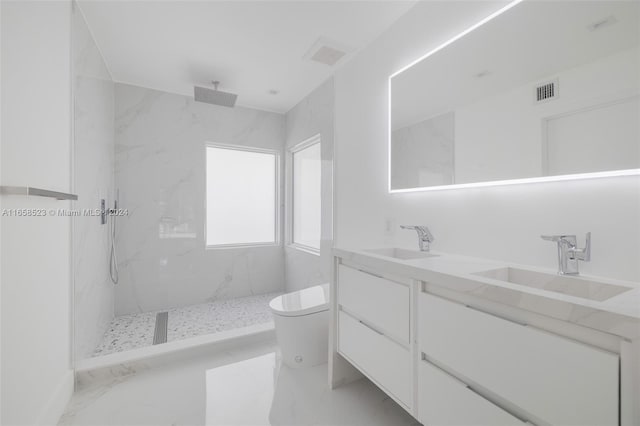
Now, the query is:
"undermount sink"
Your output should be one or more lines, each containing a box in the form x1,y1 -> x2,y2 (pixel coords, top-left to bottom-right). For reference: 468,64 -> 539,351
363,247 -> 439,260
473,267 -> 632,301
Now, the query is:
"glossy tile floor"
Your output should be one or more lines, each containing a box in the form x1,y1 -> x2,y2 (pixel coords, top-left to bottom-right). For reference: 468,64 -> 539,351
61,337 -> 419,426
93,292 -> 280,356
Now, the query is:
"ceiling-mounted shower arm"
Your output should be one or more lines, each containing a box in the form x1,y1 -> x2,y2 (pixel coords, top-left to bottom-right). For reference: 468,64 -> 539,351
194,80 -> 238,108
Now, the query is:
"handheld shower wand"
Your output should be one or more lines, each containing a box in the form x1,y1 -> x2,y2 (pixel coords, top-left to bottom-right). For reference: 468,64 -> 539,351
109,189 -> 119,284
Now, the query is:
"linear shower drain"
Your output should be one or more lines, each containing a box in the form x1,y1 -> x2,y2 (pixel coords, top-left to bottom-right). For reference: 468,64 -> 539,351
153,312 -> 168,345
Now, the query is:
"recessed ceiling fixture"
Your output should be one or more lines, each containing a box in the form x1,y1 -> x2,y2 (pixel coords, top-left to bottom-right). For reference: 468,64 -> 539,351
587,15 -> 618,32
303,36 -> 353,67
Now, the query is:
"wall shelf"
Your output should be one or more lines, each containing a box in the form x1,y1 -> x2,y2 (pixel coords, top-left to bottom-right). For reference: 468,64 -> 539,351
0,186 -> 78,201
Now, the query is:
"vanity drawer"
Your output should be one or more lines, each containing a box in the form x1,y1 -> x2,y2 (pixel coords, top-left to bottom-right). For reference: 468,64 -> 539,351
337,264 -> 410,342
419,293 -> 618,426
338,310 -> 412,408
419,357 -> 526,426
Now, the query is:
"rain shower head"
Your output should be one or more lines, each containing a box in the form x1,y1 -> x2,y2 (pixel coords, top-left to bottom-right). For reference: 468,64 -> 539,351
194,81 -> 237,108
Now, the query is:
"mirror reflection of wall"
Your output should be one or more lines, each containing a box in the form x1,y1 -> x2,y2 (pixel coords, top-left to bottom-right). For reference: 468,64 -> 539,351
391,112 -> 454,189
543,95 -> 639,176
390,1 -> 640,191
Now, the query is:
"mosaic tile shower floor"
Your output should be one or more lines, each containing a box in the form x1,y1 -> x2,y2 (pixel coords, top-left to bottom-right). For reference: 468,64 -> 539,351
92,292 -> 281,357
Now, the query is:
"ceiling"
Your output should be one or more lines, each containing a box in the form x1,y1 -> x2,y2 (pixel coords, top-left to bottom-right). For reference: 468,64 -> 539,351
78,0 -> 416,113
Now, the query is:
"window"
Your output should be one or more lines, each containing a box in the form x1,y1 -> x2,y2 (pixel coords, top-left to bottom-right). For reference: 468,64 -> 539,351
290,135 -> 321,252
206,144 -> 278,247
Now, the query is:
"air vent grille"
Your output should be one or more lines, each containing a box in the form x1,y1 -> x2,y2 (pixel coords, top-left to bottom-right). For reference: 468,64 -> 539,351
535,80 -> 558,103
310,46 -> 346,66
303,37 -> 353,67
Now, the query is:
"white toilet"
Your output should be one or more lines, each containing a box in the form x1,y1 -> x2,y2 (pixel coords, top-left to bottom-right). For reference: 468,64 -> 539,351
269,283 -> 330,368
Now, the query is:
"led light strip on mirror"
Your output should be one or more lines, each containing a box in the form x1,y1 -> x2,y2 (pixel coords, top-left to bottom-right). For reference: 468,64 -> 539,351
387,0 -> 640,193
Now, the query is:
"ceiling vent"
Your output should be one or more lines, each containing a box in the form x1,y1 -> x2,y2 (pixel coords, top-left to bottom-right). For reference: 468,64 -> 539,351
535,79 -> 559,103
304,37 -> 353,67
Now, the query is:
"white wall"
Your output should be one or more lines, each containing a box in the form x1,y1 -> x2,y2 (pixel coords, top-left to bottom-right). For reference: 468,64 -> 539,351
334,0 -> 640,282
72,3 -> 115,361
1,1 -> 74,424
1,1 -> 3,422
284,78 -> 334,292
114,83 -> 285,315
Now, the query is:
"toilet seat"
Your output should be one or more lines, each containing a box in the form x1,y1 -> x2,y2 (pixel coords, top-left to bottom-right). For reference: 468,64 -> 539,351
269,283 -> 329,317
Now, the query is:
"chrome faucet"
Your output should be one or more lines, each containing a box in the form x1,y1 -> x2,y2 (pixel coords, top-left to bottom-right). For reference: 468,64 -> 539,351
401,225 -> 434,252
541,232 -> 591,275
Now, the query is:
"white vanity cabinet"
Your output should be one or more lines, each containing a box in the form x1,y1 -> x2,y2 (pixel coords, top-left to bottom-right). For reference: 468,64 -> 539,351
418,357 -> 527,426
330,252 -> 633,425
336,264 -> 413,409
337,264 -> 410,343
338,311 -> 412,407
419,293 -> 619,426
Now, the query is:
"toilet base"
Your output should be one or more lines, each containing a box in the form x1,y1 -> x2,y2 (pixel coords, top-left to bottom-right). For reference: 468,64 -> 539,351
273,310 -> 329,369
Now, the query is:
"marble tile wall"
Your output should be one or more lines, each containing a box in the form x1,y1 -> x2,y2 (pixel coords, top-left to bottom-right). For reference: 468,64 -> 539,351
114,83 -> 286,315
72,4 -> 116,361
284,78 -> 334,292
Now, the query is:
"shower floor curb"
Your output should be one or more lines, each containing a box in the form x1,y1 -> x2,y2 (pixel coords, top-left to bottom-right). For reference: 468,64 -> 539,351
75,321 -> 275,374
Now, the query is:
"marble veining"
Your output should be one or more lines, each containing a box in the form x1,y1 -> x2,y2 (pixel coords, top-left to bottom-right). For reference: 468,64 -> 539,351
72,5 -> 116,361
93,292 -> 281,356
114,83 -> 286,315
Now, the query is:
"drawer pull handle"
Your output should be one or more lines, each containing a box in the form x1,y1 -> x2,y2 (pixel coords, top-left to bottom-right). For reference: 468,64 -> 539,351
465,304 -> 528,327
358,269 -> 384,279
465,385 -> 531,424
422,354 -> 534,425
359,320 -> 384,335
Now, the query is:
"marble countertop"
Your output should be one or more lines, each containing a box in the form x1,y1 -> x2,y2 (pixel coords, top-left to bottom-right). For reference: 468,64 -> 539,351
334,247 -> 640,340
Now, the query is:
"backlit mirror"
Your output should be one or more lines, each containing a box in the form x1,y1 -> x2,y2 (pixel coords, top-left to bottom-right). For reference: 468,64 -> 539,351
390,0 -> 640,191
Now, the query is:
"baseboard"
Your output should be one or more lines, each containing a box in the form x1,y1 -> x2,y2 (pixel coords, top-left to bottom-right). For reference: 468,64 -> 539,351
36,369 -> 74,426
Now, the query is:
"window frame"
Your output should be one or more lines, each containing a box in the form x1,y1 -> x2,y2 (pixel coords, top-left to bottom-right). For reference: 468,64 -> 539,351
205,142 -> 281,249
286,134 -> 322,256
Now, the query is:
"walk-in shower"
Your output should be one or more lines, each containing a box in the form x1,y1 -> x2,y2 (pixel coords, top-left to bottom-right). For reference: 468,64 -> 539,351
70,5 -> 292,368
82,182 -> 282,361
